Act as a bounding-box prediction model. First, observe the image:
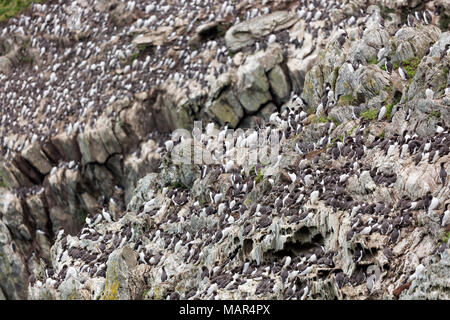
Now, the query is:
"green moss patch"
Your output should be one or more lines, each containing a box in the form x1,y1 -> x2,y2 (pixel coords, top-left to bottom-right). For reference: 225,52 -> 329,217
77,207 -> 88,225
329,135 -> 344,147
312,115 -> 328,124
385,89 -> 402,120
426,111 -> 440,122
168,181 -> 189,190
0,0 -> 45,22
361,108 -> 378,121
385,104 -> 394,119
254,169 -> 264,184
312,115 -> 340,126
347,125 -> 358,136
402,57 -> 421,80
377,5 -> 395,21
328,116 -> 340,126
443,66 -> 449,77
367,57 -> 378,65
337,94 -> 357,106
439,11 -> 449,31
331,67 -> 339,91
442,231 -> 450,243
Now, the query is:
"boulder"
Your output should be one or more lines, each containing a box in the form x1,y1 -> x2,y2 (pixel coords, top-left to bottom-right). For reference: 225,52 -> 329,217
268,64 -> 291,104
132,26 -> 174,47
101,246 -> 138,300
236,44 -> 284,112
0,220 -> 28,300
51,132 -> 81,162
0,56 -> 12,75
225,11 -> 299,52
391,25 -> 441,63
207,90 -> 244,128
25,194 -> 48,231
407,32 -> 450,101
400,250 -> 450,300
21,142 -> 53,176
77,127 -> 110,165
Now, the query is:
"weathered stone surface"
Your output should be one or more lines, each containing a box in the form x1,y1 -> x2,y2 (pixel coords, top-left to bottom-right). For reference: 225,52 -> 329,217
160,139 -> 199,188
391,25 -> 441,63
225,11 -> 299,52
123,139 -> 161,205
44,168 -> 83,235
0,56 -> 12,75
0,192 -> 28,241
77,127 -> 110,165
0,220 -> 28,300
21,142 -> 53,176
0,160 -> 21,189
101,246 -> 138,300
25,194 -> 48,231
132,26 -> 174,47
400,249 -> 450,300
207,90 -> 244,128
12,154 -> 43,185
407,32 -> 450,101
58,269 -> 82,300
51,132 -> 81,162
236,60 -> 271,112
257,102 -> 278,123
126,173 -> 160,212
95,117 -> 122,157
236,44 -> 284,112
268,64 -> 291,104
1,0 -> 449,302
353,66 -> 391,103
148,82 -> 207,132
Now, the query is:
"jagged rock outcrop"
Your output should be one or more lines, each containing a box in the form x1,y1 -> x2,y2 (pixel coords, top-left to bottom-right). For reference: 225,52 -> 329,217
400,249 -> 450,299
225,11 -> 299,53
0,0 -> 449,300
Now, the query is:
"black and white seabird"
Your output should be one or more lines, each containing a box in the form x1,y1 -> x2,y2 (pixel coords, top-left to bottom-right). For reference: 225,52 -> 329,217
407,14 -> 415,27
423,10 -> 432,24
441,204 -> 450,226
353,247 -> 363,263
161,267 -> 168,282
390,228 -> 400,243
385,57 -> 393,74
439,163 -> 447,184
398,65 -> 409,81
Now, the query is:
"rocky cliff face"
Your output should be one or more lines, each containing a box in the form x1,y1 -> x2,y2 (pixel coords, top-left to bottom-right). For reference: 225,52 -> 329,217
0,0 -> 449,300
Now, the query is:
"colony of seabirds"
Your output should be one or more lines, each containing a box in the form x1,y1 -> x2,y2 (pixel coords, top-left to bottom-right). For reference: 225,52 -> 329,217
0,0 -> 408,160
31,89 -> 450,298
30,105 -> 450,298
0,0 -> 313,159
0,0 -> 448,299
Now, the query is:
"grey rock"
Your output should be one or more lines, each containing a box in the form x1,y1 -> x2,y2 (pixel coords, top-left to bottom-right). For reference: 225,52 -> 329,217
21,142 -> 53,176
225,11 -> 298,52
391,25 -> 440,64
101,246 -> 137,300
400,250 -> 450,300
207,90 -> 244,128
0,220 -> 28,300
268,64 -> 291,104
0,56 -> 12,75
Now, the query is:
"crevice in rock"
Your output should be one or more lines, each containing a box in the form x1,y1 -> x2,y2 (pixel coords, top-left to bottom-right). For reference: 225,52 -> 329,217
11,156 -> 44,185
40,140 -> 63,165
